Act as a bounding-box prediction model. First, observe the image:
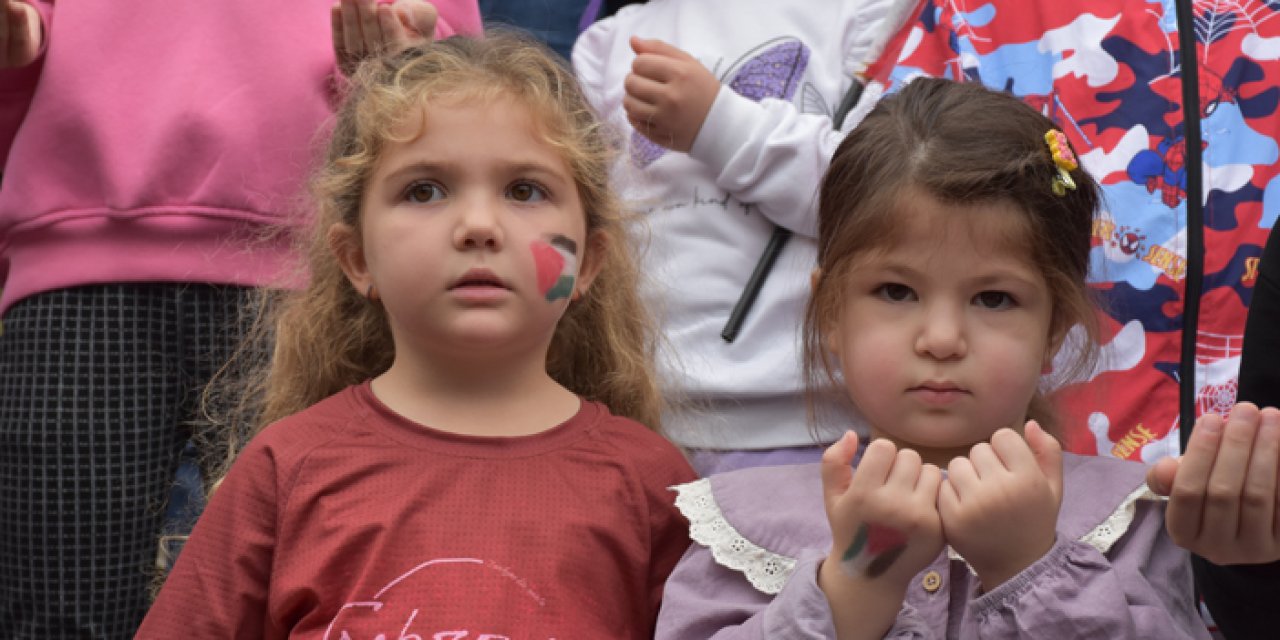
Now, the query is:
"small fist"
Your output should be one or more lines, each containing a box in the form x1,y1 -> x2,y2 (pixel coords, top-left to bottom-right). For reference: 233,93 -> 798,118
819,433 -> 945,591
622,37 -> 720,153
938,423 -> 1063,590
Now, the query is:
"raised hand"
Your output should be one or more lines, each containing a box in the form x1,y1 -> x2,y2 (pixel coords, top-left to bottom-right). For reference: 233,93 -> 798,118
622,37 -> 720,153
331,0 -> 437,76
0,0 -> 41,69
1147,403 -> 1280,565
817,434 -> 944,629
939,423 -> 1063,590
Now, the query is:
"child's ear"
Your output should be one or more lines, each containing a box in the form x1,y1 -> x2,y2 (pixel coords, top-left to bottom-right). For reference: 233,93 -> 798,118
573,230 -> 609,298
328,223 -> 372,296
811,267 -> 841,353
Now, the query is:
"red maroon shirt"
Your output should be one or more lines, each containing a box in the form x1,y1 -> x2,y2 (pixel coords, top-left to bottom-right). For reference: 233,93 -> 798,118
138,383 -> 696,639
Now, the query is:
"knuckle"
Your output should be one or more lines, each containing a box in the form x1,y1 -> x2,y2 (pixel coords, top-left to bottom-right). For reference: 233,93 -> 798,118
1168,484 -> 1201,503
1241,486 -> 1271,511
1205,481 -> 1240,506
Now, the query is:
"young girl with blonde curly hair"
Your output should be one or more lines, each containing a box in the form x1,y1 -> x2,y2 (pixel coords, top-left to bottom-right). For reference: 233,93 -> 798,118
139,33 -> 694,638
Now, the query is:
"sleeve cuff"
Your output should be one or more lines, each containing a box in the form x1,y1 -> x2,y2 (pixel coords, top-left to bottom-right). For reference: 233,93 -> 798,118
968,537 -> 1094,617
687,85 -> 766,172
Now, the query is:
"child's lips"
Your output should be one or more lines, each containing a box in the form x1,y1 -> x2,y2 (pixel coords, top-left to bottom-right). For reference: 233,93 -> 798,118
449,268 -> 512,302
449,268 -> 511,291
908,383 -> 970,405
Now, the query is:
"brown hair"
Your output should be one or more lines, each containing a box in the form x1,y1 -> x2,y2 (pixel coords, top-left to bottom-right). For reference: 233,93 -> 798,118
804,77 -> 1102,434
206,33 -> 663,472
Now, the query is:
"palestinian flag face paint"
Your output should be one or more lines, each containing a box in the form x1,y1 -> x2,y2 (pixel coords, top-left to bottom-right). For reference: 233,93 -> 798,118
840,522 -> 908,578
530,234 -> 578,302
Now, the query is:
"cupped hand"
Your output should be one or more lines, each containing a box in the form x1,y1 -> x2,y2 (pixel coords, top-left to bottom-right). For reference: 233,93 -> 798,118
1147,403 -> 1280,565
938,422 -> 1063,590
622,36 -> 720,153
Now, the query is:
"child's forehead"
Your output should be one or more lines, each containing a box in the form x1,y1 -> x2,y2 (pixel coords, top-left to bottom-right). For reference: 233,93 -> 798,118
866,194 -> 1038,264
381,92 -> 574,166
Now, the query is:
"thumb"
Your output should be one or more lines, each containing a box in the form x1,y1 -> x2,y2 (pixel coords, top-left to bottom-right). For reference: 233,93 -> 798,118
820,431 -> 859,504
629,35 -> 688,59
395,0 -> 438,40
1145,457 -> 1178,496
1025,421 -> 1063,501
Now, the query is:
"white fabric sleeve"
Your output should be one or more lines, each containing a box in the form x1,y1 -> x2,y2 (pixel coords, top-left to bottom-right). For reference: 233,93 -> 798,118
686,88 -> 842,238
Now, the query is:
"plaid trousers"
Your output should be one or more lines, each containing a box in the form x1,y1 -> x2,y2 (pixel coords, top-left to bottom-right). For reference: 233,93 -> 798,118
0,283 -> 254,639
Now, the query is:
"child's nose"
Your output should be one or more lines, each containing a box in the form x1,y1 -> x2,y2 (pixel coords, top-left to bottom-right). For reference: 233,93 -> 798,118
914,304 -> 966,360
454,197 -> 503,250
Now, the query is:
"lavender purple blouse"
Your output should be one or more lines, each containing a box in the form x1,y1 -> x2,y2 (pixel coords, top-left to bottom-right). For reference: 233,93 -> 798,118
657,453 -> 1210,639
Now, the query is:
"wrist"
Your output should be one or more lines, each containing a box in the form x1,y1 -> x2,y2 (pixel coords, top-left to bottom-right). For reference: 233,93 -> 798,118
818,557 -> 909,640
973,535 -> 1057,591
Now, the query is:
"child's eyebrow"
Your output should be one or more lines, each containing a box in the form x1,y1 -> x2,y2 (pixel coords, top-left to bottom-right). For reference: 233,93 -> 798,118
379,160 -> 570,185
964,273 -> 1044,293
867,262 -> 1041,288
380,161 -> 451,183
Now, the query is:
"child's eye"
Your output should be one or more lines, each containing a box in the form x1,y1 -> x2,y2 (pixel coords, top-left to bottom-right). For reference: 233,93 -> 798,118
508,180 -> 548,203
874,283 -> 916,302
974,291 -> 1015,310
404,181 -> 445,203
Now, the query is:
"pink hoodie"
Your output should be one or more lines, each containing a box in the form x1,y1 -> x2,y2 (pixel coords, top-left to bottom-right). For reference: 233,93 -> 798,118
0,0 -> 481,315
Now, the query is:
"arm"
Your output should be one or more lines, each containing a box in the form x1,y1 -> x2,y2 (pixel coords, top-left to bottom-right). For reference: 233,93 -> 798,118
657,547 -> 933,639
962,498 -> 1209,639
1194,222 -> 1280,637
657,433 -> 942,640
818,434 -> 944,640
620,36 -> 845,238
136,439 -> 282,637
1145,403 -> 1280,639
942,427 -> 1205,636
1141,224 -> 1280,638
1193,554 -> 1280,640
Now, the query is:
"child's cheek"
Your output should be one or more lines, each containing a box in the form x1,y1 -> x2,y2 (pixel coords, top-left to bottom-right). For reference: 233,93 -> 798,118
529,234 -> 579,302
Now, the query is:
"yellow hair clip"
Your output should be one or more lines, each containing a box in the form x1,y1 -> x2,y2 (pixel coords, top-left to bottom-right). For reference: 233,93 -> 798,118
1045,129 -> 1078,196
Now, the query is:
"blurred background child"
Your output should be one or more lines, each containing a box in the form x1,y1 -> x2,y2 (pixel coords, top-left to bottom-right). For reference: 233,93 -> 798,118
573,0 -> 917,475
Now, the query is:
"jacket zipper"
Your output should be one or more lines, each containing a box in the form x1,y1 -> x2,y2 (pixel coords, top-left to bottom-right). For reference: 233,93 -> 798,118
1174,0 -> 1205,452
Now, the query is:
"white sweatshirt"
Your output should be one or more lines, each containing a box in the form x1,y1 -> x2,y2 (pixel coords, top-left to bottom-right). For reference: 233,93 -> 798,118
573,0 -> 913,449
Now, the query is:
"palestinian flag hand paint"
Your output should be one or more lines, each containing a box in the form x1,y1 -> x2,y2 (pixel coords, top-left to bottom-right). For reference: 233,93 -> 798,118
840,522 -> 908,579
531,234 -> 578,302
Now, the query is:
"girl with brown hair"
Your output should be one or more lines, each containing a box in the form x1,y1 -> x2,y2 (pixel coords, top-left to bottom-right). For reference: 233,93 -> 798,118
656,77 -> 1208,639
